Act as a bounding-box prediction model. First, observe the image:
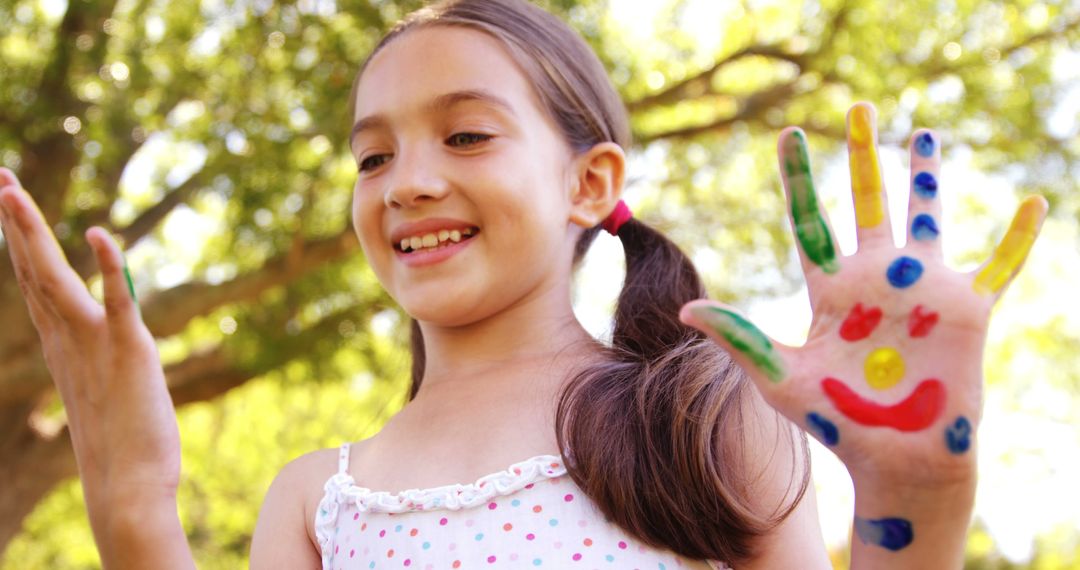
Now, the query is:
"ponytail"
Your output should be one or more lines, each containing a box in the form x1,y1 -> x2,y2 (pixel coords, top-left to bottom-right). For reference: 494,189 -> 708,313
554,217 -> 807,564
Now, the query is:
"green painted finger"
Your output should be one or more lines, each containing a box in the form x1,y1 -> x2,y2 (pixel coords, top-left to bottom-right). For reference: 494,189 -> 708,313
689,305 -> 786,383
781,131 -> 840,274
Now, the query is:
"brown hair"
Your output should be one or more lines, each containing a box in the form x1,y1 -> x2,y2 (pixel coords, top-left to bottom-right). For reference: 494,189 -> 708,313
352,0 -> 808,563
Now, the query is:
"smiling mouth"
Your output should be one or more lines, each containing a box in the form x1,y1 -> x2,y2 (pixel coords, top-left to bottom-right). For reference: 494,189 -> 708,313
395,227 -> 480,253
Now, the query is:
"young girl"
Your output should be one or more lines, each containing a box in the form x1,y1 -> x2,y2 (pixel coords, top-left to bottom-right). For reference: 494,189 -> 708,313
0,0 -> 1047,568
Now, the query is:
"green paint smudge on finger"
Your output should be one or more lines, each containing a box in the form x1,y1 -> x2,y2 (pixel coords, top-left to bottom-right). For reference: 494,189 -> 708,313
691,305 -> 786,383
783,131 -> 839,274
123,262 -> 137,302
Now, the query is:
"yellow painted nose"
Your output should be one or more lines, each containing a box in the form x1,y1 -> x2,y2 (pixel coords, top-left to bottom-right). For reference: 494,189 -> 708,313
864,347 -> 905,390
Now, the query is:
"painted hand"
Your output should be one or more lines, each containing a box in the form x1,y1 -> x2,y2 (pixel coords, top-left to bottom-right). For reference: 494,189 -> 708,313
0,170 -> 181,532
679,103 -> 1047,496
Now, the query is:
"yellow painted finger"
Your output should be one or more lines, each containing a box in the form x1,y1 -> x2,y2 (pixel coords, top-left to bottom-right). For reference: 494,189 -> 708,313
973,195 -> 1048,295
847,105 -> 885,228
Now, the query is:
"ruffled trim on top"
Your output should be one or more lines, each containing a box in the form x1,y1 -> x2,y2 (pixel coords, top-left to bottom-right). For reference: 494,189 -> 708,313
315,454 -> 566,564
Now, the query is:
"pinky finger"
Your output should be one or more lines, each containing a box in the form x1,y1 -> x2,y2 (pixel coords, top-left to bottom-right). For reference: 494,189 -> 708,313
85,228 -> 142,332
972,195 -> 1048,297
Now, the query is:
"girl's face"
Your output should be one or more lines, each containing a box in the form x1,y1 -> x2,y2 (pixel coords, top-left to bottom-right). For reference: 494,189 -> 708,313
350,26 -> 586,326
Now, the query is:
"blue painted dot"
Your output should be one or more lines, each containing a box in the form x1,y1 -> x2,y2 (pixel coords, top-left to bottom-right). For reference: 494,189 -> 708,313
886,256 -> 924,289
369,563 -> 375,570
475,532 -> 485,541
394,524 -> 403,532
606,554 -> 615,562
913,172 -> 938,199
854,516 -> 914,551
911,214 -> 939,241
659,564 -> 667,570
806,412 -> 840,446
533,559 -> 543,566
511,499 -> 521,507
914,132 -> 935,157
422,541 -> 431,550
549,518 -> 559,527
945,416 -> 972,454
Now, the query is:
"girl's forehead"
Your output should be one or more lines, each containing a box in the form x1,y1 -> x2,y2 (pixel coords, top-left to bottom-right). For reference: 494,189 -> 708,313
353,26 -> 540,123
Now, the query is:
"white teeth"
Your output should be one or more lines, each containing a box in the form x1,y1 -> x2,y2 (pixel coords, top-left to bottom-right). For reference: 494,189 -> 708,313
400,239 -> 409,251
449,230 -> 461,243
421,233 -> 438,247
438,230 -> 450,241
409,236 -> 423,250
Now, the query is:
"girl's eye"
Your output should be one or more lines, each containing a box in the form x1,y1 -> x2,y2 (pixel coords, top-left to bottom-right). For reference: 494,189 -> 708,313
358,154 -> 389,173
447,132 -> 492,147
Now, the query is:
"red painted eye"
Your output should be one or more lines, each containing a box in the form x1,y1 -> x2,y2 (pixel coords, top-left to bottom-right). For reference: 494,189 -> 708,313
908,305 -> 939,338
840,303 -> 883,341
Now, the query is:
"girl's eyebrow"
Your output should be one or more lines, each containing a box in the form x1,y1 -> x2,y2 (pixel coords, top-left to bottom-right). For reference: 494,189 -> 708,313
349,88 -> 518,146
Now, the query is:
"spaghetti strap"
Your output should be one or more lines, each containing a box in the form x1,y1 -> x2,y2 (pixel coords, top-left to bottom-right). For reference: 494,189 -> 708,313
337,443 -> 351,476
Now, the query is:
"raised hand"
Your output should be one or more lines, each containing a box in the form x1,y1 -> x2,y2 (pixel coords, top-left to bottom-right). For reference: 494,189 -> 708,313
679,103 -> 1047,558
0,169 -> 190,565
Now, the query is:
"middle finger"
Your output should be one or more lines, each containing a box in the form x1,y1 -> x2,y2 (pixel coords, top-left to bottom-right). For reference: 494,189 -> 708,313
0,186 -> 100,325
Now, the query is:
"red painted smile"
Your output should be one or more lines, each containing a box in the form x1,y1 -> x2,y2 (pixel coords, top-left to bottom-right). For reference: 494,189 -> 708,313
821,377 -> 945,432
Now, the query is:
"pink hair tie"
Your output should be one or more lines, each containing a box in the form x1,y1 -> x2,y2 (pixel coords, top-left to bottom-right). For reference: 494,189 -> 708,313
601,200 -> 632,235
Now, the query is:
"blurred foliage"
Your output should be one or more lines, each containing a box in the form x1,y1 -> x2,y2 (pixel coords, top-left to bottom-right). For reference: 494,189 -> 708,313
1,0 -> 1078,567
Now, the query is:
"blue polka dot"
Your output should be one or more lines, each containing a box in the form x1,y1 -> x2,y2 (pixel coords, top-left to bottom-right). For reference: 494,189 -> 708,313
606,554 -> 615,562
886,256 -> 924,289
911,214 -> 939,241
533,559 -> 543,566
914,132 -> 935,157
511,499 -> 521,507
913,172 -> 938,198
394,524 -> 403,532
475,532 -> 485,541
549,518 -> 559,527
660,564 -> 667,570
368,563 -> 375,569
422,541 -> 431,550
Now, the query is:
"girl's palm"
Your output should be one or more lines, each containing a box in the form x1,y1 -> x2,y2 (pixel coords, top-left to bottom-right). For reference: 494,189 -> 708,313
681,103 -> 1047,486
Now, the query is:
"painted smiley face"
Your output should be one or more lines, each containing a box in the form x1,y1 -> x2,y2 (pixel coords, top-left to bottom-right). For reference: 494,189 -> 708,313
820,303 -> 945,432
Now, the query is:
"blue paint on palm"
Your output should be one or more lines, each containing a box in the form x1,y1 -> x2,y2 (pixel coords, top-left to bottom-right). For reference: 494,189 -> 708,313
945,416 -> 972,454
854,516 -> 914,551
806,412 -> 839,446
913,172 -> 938,198
911,214 -> 940,241
914,132 -> 935,157
886,256 -> 924,288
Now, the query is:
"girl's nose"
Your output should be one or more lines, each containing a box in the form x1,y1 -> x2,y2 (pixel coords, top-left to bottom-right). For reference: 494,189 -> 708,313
383,146 -> 450,209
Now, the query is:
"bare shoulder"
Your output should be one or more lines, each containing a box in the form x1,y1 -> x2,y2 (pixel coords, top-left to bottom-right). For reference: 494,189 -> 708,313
249,445 -> 341,569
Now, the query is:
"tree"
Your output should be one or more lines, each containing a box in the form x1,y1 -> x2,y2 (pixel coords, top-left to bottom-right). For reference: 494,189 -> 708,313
1,0 -> 1077,564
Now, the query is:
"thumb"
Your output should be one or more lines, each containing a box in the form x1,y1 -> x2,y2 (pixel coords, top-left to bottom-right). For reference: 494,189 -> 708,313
679,299 -> 794,393
85,227 -> 143,334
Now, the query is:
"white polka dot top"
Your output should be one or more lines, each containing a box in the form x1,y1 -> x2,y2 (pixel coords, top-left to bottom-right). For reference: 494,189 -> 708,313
315,443 -> 731,570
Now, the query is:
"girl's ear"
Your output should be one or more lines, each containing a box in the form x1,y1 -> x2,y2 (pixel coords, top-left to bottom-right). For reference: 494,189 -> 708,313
568,141 -> 626,228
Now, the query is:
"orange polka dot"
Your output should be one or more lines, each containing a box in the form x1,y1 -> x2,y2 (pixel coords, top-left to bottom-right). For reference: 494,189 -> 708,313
410,528 -> 418,536
387,548 -> 394,558
532,505 -> 542,513
584,538 -> 593,546
453,561 -> 461,569
503,523 -> 513,531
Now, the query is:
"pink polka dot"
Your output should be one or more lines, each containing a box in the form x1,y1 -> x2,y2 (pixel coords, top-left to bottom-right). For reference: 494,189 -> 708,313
353,513 -> 360,520
526,533 -> 536,541
404,560 -> 411,567
379,529 -> 386,538
564,493 -> 574,502
488,501 -> 498,510
349,549 -> 355,558
439,517 -> 448,526
487,555 -> 497,563
335,545 -> 339,554
618,541 -> 628,549
573,553 -> 582,561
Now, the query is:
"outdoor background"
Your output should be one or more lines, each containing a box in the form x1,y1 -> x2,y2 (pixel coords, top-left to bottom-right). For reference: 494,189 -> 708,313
1,0 -> 1078,567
